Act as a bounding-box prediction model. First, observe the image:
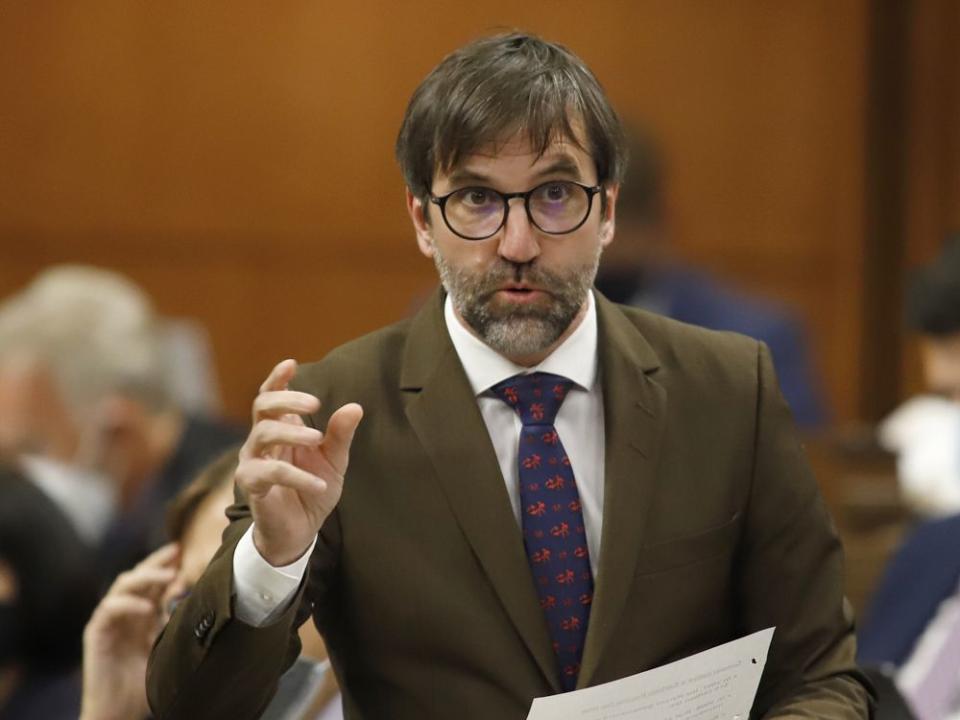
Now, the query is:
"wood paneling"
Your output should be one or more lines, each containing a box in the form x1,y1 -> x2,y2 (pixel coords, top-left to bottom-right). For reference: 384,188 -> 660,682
899,0 -> 960,398
0,1 -> 870,422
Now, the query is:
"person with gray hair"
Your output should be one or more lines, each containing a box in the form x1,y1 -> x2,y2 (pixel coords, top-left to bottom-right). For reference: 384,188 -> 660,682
0,264 -> 243,581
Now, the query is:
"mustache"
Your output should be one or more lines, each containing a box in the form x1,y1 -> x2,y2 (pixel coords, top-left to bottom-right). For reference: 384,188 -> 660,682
474,262 -> 557,298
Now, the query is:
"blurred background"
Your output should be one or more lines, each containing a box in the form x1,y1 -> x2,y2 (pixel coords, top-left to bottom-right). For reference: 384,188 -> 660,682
0,2 -> 959,716
0,0 -> 955,425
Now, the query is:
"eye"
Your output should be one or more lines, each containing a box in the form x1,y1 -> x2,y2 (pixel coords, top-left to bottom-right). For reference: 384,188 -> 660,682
539,182 -> 573,203
456,187 -> 499,208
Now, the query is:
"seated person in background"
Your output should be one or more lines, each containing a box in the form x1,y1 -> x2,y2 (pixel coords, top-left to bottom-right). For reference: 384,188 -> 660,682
81,448 -> 341,720
0,265 -> 244,582
859,235 -> 960,719
0,462 -> 99,720
594,129 -> 826,428
879,235 -> 960,517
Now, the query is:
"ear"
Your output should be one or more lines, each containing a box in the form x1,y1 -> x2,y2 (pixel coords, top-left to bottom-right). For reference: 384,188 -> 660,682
406,188 -> 435,258
599,183 -> 619,248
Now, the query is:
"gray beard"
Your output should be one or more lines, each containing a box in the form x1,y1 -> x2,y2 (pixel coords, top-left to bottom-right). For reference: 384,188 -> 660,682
432,245 -> 600,358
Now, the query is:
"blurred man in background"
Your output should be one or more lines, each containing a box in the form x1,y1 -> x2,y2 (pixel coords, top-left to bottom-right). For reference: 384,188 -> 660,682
859,236 -> 960,719
0,265 -> 243,581
595,129 -> 826,428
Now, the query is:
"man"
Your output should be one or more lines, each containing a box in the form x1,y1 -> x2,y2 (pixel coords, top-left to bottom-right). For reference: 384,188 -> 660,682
147,32 -> 870,719
859,236 -> 960,719
0,265 -> 243,580
596,129 -> 827,428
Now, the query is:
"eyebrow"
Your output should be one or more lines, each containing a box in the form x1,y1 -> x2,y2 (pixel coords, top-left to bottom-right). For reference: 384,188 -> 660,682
444,153 -> 586,189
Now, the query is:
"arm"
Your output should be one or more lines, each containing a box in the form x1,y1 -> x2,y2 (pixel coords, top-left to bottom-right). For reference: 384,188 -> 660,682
145,359 -> 361,720
743,344 -> 873,719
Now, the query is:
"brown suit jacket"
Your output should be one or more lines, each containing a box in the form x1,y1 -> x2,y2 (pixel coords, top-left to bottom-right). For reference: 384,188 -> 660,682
146,290 -> 871,719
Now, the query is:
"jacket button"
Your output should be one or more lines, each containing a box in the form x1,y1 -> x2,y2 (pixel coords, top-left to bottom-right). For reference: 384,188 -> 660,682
194,610 -> 216,641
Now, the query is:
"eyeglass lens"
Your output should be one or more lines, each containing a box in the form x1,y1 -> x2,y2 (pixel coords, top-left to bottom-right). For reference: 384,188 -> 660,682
443,182 -> 591,239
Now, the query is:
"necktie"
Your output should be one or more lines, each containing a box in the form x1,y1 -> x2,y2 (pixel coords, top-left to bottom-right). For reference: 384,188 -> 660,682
491,372 -> 593,691
907,592 -> 960,720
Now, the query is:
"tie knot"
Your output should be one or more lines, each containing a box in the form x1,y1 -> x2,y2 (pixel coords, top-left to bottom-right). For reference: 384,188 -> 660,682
491,372 -> 573,426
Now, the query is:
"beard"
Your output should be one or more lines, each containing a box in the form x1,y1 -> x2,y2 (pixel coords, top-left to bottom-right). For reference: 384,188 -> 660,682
433,245 -> 601,359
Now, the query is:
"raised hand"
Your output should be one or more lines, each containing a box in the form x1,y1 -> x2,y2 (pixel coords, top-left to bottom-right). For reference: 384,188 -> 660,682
80,543 -> 180,720
235,358 -> 363,566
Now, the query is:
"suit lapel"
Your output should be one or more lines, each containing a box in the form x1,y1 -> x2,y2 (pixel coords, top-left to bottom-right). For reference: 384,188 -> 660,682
578,293 -> 667,688
400,291 -> 561,692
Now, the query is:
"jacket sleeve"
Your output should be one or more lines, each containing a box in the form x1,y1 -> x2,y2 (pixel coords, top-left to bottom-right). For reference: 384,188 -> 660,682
145,488 -> 342,719
743,344 -> 874,719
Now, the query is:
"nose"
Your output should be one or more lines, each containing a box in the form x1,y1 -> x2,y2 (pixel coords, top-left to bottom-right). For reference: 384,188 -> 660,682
497,198 -> 541,265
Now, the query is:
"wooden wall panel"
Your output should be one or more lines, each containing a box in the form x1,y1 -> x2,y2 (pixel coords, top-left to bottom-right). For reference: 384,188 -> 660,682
899,0 -> 960,398
0,1 -> 870,422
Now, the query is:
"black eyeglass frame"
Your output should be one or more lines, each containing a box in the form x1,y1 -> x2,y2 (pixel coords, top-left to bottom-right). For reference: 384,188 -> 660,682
428,181 -> 603,241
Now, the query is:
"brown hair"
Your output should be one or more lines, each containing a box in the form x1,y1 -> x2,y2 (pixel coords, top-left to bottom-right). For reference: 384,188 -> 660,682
907,234 -> 960,336
165,446 -> 240,542
395,32 -> 628,204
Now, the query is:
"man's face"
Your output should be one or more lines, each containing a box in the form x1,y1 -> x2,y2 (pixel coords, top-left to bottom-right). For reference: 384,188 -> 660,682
921,332 -> 960,403
407,129 -> 618,364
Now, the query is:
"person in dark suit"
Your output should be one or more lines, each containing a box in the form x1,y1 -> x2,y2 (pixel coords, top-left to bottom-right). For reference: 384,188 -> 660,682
595,129 -> 827,428
147,32 -> 870,719
858,236 -> 960,719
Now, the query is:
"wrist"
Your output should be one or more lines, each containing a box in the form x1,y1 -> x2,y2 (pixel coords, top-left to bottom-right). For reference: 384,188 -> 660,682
252,526 -> 312,567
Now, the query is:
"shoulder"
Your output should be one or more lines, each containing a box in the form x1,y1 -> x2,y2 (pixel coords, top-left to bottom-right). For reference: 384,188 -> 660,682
289,316 -> 415,413
611,300 -> 764,381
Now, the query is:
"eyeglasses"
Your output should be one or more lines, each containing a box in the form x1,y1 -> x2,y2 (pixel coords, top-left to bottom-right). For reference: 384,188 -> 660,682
429,181 -> 602,241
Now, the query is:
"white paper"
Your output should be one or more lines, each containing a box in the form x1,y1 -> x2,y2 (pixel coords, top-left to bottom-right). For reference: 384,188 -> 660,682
526,628 -> 775,720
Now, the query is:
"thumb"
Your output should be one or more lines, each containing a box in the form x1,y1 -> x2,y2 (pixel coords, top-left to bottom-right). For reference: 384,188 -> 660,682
322,403 -> 364,473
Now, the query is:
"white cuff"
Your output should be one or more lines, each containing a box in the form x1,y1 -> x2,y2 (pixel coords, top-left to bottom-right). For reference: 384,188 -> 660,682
232,524 -> 316,627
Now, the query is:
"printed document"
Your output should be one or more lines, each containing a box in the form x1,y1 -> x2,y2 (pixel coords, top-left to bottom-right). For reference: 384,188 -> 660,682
527,628 -> 775,720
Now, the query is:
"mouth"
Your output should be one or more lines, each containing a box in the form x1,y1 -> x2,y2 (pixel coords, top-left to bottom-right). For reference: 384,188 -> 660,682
493,285 -> 550,303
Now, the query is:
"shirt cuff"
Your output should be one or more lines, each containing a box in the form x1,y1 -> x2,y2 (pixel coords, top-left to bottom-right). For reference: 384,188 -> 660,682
232,524 -> 316,627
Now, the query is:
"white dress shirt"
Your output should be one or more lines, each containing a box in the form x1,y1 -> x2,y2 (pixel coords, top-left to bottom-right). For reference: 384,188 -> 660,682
233,292 -> 605,626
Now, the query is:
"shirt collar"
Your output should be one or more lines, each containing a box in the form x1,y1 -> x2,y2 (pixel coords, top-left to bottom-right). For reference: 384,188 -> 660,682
444,290 -> 599,397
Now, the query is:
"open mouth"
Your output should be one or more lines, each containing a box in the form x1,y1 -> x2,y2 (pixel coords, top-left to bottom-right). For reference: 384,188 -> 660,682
495,287 -> 548,303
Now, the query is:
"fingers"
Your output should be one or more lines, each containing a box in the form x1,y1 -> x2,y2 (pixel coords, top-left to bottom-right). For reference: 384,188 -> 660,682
110,566 -> 178,599
321,403 -> 364,475
102,543 -> 181,610
259,358 -> 298,395
94,594 -> 158,623
86,546 -> 182,639
139,542 -> 180,570
235,457 -> 329,497
241,419 -> 322,460
252,390 -> 320,421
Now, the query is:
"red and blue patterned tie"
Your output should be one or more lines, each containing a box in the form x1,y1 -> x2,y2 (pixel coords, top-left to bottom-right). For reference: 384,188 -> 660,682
491,371 -> 593,691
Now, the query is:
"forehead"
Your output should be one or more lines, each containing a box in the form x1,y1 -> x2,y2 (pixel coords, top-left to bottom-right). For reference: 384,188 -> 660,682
435,131 -> 596,190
